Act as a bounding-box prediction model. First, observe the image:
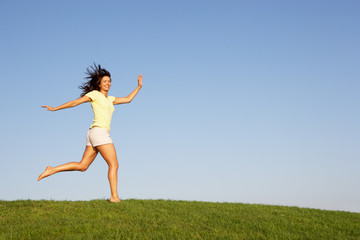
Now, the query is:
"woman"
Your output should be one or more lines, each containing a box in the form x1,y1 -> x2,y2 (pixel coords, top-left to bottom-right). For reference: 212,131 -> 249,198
38,64 -> 142,203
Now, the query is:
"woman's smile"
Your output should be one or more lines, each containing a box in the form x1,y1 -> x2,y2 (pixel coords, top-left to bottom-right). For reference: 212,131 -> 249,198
100,76 -> 112,91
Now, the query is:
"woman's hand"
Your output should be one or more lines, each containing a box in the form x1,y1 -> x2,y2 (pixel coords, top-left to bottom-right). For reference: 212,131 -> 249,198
41,105 -> 57,111
113,75 -> 143,105
138,74 -> 143,87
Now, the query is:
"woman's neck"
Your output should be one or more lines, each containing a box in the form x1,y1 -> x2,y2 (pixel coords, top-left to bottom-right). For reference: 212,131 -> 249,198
99,89 -> 108,97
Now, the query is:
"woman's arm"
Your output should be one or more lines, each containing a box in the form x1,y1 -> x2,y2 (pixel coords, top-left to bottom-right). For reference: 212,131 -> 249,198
42,95 -> 91,111
113,74 -> 143,105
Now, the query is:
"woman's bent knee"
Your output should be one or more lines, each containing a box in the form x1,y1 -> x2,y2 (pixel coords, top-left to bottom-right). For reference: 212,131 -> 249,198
79,164 -> 89,172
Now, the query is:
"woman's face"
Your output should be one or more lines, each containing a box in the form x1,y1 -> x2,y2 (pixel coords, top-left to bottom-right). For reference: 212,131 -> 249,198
99,76 -> 111,92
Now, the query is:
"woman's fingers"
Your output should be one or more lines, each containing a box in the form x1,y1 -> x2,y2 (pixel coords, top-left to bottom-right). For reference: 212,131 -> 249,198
138,74 -> 143,86
41,105 -> 55,111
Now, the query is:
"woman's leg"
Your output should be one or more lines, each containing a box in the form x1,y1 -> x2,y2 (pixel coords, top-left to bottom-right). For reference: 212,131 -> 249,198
95,143 -> 120,202
38,146 -> 98,181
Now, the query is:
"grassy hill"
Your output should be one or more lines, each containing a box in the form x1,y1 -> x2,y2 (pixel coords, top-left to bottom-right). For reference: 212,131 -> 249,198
0,199 -> 359,239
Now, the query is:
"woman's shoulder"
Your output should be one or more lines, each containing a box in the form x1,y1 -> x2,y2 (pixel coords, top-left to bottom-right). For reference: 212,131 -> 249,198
108,96 -> 115,102
85,90 -> 100,100
88,90 -> 100,94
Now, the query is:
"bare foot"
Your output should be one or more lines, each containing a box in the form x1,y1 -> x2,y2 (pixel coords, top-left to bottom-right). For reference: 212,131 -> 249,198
110,197 -> 121,203
38,166 -> 53,181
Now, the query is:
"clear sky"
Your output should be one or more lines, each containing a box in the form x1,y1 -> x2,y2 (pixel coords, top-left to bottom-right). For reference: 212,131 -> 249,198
0,0 -> 359,212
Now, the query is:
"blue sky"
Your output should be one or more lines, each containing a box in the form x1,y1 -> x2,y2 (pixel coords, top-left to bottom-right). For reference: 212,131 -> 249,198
0,0 -> 359,212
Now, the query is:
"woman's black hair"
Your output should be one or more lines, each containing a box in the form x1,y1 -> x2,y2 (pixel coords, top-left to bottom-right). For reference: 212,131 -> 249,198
79,63 -> 111,96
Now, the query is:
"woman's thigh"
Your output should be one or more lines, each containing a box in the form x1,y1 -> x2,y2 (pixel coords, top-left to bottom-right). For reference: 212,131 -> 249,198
96,144 -> 118,167
79,146 -> 98,167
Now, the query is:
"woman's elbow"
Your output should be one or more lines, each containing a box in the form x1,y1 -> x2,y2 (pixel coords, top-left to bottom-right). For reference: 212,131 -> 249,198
114,97 -> 131,104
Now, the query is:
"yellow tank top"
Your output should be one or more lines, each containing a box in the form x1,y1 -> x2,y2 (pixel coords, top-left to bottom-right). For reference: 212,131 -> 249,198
86,90 -> 115,131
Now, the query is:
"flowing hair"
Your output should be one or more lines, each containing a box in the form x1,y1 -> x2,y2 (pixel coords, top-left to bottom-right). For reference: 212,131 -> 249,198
79,63 -> 111,97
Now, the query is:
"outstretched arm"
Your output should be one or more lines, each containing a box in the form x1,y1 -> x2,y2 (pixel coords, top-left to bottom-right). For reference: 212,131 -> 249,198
113,74 -> 143,105
42,95 -> 91,111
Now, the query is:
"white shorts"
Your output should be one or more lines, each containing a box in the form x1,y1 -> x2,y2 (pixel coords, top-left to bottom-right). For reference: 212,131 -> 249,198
86,127 -> 113,147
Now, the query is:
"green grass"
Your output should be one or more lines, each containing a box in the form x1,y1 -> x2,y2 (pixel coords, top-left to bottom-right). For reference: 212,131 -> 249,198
0,199 -> 359,239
